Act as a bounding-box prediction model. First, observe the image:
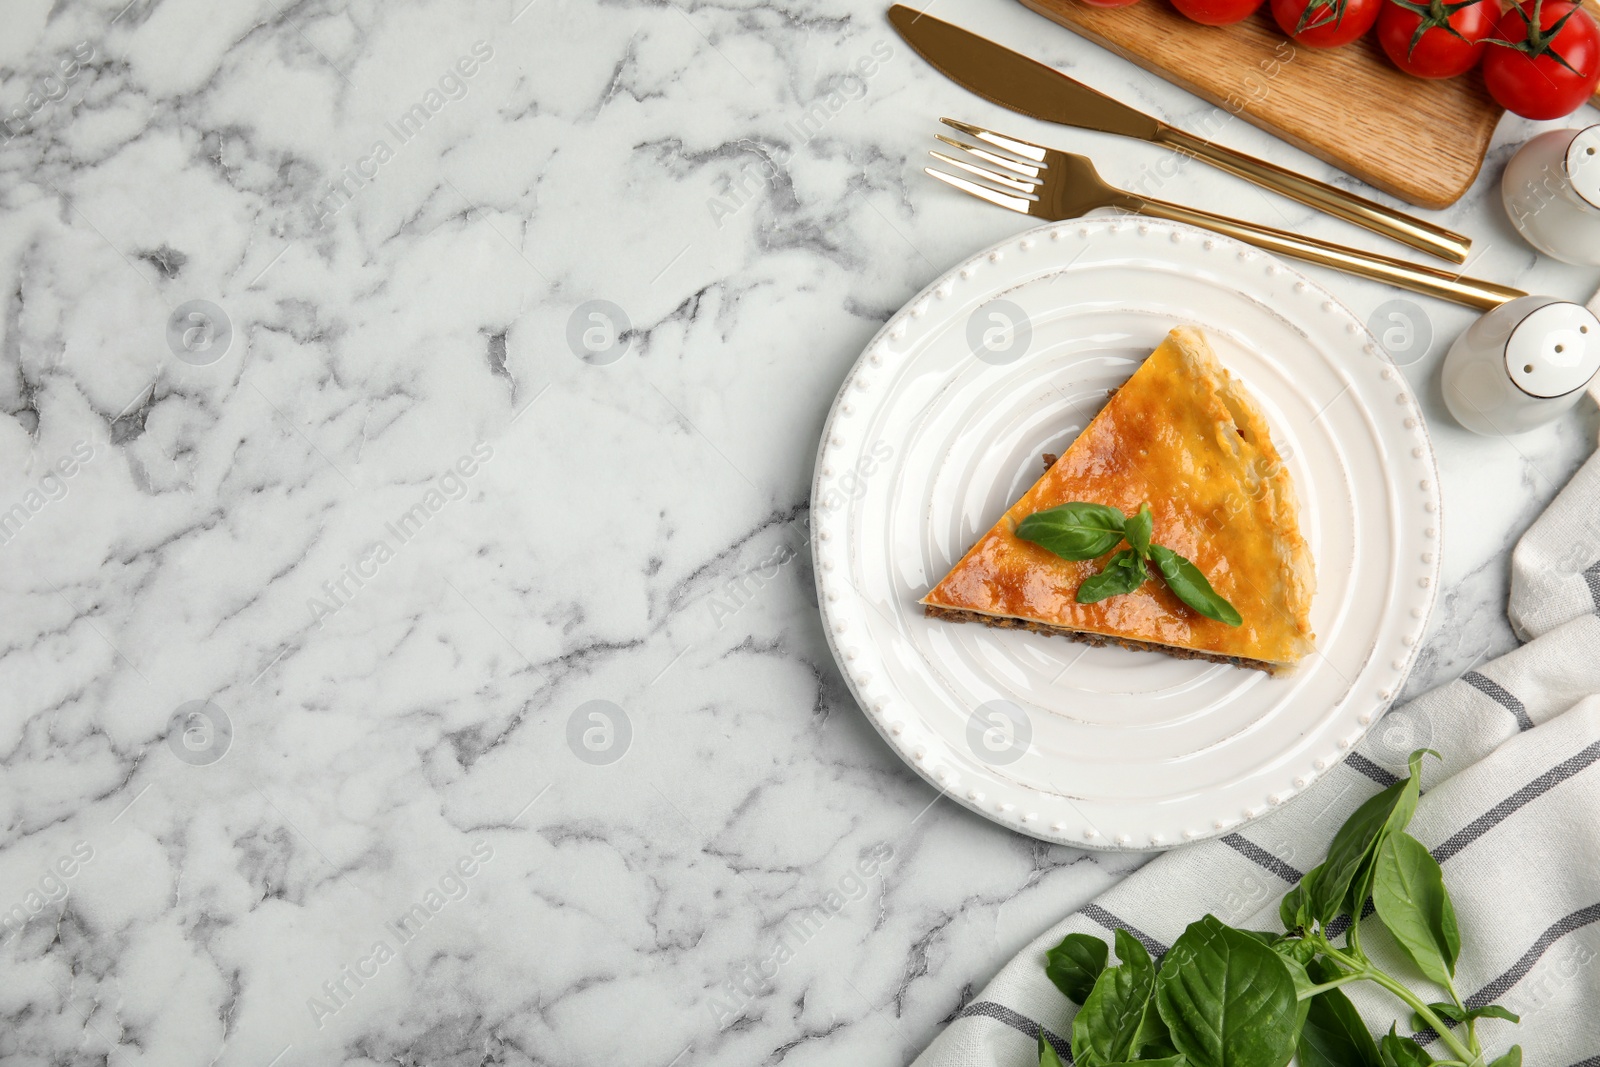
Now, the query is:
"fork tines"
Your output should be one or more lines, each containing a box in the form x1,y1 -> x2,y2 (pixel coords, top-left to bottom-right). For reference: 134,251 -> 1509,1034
926,118 -> 1050,216
941,118 -> 1049,163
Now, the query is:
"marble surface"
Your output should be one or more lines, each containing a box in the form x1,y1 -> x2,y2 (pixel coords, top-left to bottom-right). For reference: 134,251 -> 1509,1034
0,0 -> 1597,1064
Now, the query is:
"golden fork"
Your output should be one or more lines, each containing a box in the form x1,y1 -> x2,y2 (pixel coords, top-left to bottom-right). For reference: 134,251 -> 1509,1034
927,118 -> 1524,312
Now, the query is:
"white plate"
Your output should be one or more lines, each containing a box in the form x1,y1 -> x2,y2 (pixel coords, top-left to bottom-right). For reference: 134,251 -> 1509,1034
811,217 -> 1441,851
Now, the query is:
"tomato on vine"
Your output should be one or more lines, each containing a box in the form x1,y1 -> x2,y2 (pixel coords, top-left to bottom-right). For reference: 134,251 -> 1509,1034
1271,0 -> 1384,47
1378,0 -> 1495,77
1483,0 -> 1600,118
1172,0 -> 1267,26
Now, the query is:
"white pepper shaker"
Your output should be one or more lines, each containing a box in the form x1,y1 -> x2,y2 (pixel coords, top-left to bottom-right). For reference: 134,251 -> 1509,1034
1441,294 -> 1600,436
1502,125 -> 1600,266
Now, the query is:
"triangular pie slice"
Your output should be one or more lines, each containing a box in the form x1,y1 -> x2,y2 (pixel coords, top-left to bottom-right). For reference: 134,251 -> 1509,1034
923,326 -> 1315,674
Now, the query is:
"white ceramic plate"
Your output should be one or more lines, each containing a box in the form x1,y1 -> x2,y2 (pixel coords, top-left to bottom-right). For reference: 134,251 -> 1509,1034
812,217 -> 1441,851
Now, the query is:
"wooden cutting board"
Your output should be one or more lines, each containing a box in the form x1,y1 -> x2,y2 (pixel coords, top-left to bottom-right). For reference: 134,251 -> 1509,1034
1017,0 -> 1597,209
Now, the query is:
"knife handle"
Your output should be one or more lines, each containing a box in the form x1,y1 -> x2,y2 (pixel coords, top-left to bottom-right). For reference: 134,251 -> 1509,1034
1154,126 -> 1472,266
1122,196 -> 1523,311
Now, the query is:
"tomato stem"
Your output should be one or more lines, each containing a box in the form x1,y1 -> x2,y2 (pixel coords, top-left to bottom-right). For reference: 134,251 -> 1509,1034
1385,0 -> 1484,58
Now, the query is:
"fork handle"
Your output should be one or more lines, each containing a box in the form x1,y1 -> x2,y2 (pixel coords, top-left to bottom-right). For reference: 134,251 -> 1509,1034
1154,126 -> 1472,266
1122,196 -> 1525,312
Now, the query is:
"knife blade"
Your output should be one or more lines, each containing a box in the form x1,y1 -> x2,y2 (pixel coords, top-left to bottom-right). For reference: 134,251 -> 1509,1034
887,4 -> 1159,141
887,3 -> 1473,264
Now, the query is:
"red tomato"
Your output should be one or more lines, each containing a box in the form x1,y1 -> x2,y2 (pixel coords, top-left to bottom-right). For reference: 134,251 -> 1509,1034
1377,0 -> 1494,77
1172,0 -> 1266,25
1271,0 -> 1383,46
1484,0 -> 1600,118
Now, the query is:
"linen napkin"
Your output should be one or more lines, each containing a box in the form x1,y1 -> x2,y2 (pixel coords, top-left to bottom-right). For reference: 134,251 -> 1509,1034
913,447 -> 1600,1067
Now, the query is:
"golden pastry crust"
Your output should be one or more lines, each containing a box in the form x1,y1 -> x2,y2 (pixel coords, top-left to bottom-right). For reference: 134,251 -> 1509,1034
922,325 -> 1316,672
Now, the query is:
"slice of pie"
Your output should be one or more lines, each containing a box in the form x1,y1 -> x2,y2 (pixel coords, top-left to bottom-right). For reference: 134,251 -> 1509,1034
922,326 -> 1315,674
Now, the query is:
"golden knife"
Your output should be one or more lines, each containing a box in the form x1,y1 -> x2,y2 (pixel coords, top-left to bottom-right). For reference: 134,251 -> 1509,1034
887,4 -> 1473,265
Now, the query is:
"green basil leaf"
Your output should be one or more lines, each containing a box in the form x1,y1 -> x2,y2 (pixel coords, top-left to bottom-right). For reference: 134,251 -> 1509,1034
1131,1003 -> 1179,1061
1147,545 -> 1242,627
1417,1001 -> 1522,1028
1488,1045 -> 1522,1067
1279,878 -> 1312,932
1124,503 -> 1154,558
1310,782 -> 1406,925
1129,952 -> 1179,1062
1046,932 -> 1110,1005
1373,832 -> 1461,986
1405,748 -> 1436,780
1378,1025 -> 1433,1067
1346,862 -> 1383,939
1310,785 -> 1393,924
1278,949 -> 1314,1032
1073,929 -> 1159,1066
1309,757 -> 1426,926
1099,1058 -> 1186,1067
1077,549 -> 1150,604
1155,915 -> 1299,1067
1236,924 -> 1307,1026
1039,1031 -> 1069,1067
1272,934 -> 1318,967
1016,502 -> 1128,561
1299,959 -> 1380,1067
1345,750 -> 1438,925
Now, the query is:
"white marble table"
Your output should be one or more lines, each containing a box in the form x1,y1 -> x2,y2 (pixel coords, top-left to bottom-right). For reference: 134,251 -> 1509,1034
1,0 -> 1596,1063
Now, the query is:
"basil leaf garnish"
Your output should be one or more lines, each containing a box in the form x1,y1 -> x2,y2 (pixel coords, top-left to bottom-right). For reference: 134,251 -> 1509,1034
1015,502 -> 1127,561
1076,550 -> 1149,604
1015,500 -> 1242,626
1148,545 -> 1242,627
1124,502 -> 1154,558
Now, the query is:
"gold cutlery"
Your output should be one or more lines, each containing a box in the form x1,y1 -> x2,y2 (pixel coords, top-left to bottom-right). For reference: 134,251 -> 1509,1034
888,5 -> 1473,265
926,119 -> 1524,311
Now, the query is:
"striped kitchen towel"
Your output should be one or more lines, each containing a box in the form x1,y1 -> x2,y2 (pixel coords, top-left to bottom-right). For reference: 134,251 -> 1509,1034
914,445 -> 1600,1067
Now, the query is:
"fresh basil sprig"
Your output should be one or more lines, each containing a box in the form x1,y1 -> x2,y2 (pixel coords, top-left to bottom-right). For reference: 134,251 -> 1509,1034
1015,501 -> 1241,627
1038,749 -> 1523,1067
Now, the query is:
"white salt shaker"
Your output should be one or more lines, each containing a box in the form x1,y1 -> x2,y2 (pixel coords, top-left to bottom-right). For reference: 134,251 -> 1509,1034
1441,294 -> 1600,436
1502,125 -> 1600,265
